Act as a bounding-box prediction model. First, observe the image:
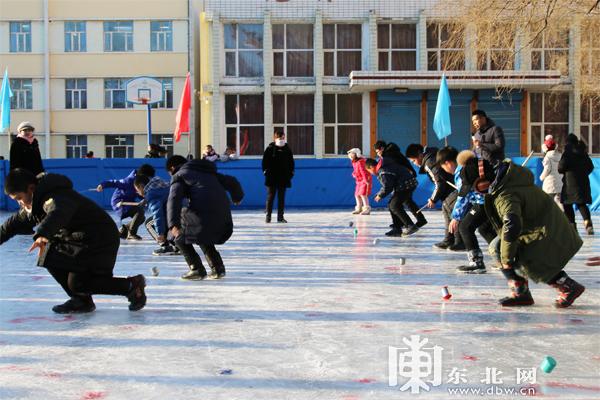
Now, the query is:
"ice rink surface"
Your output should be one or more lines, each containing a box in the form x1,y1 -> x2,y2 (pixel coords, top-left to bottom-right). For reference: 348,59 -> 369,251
0,210 -> 599,400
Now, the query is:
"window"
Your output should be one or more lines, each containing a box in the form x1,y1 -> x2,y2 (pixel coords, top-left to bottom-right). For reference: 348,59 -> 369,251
224,24 -> 263,77
64,21 -> 86,52
531,28 -> 569,72
104,79 -> 132,109
225,94 -> 264,156
104,21 -> 133,52
273,24 -> 314,77
324,94 -> 362,155
377,24 -> 417,71
529,93 -> 569,153
476,24 -> 515,70
581,20 -> 600,77
427,23 -> 465,71
105,135 -> 134,158
152,134 -> 174,157
273,94 -> 314,155
150,78 -> 173,109
580,96 -> 600,155
66,135 -> 88,158
10,21 -> 31,53
323,24 -> 361,76
65,79 -> 87,109
151,21 -> 173,51
10,79 -> 32,110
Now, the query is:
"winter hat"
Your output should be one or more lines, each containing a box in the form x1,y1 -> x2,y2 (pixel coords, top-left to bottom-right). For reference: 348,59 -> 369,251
17,121 -> 34,132
544,137 -> 556,151
458,157 -> 495,197
347,148 -> 362,157
566,133 -> 579,146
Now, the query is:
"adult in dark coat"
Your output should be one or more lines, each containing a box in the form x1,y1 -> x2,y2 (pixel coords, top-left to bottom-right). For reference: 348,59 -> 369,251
471,109 -> 506,165
0,169 -> 146,314
262,131 -> 295,223
374,140 -> 427,227
9,121 -> 44,176
166,156 -> 244,280
558,133 -> 595,234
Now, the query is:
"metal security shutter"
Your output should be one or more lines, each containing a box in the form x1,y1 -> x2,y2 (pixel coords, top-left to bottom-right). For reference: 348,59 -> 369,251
377,90 -> 422,152
426,89 -> 474,149
477,90 -> 523,158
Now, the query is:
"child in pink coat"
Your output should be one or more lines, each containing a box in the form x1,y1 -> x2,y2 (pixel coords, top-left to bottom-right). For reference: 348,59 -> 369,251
347,148 -> 372,215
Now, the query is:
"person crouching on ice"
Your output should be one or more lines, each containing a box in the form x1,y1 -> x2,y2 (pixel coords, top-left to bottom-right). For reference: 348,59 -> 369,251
347,148 -> 372,215
0,169 -> 146,314
459,157 -> 585,307
166,156 -> 244,280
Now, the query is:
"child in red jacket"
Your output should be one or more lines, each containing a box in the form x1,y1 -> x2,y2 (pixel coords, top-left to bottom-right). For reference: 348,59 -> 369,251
347,148 -> 372,215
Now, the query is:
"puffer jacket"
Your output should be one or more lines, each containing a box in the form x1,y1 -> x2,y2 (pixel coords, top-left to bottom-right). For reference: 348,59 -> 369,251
540,150 -> 563,194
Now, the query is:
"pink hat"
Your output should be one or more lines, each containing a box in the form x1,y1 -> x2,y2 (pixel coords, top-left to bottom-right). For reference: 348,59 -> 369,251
544,137 -> 556,151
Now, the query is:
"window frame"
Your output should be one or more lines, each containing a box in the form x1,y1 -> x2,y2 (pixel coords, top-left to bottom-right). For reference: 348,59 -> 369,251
65,135 -> 88,158
150,78 -> 173,109
224,94 -> 265,157
65,78 -> 87,109
580,96 -> 600,155
273,93 -> 315,156
224,23 -> 264,78
10,79 -> 33,110
426,23 -> 465,71
529,92 -> 570,154
9,21 -> 31,53
150,20 -> 173,52
272,24 -> 314,77
105,135 -> 134,158
104,78 -> 133,109
64,21 -> 86,52
103,21 -> 134,52
323,23 -> 362,77
377,23 -> 417,71
530,29 -> 569,72
323,93 -> 363,156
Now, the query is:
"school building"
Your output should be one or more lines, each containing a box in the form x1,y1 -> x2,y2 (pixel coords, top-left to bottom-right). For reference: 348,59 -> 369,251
197,0 -> 599,158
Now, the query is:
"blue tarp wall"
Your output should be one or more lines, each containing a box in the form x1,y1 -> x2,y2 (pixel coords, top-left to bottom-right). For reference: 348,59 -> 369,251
0,158 -> 598,211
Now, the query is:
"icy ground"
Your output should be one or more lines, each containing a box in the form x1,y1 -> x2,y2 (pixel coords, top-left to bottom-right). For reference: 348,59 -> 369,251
0,210 -> 599,400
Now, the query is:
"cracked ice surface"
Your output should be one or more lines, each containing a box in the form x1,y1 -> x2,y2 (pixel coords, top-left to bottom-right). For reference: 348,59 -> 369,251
0,210 -> 599,400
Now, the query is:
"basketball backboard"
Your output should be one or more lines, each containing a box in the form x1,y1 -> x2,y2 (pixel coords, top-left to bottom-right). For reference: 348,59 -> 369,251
126,76 -> 164,105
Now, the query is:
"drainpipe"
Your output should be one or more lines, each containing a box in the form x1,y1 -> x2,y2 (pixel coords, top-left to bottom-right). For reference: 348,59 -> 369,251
43,0 -> 50,158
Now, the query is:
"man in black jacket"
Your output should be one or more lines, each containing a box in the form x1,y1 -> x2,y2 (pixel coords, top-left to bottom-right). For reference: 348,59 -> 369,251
262,131 -> 295,223
1,169 -> 146,314
406,144 -> 459,249
471,109 -> 506,166
374,140 -> 427,227
10,121 -> 44,176
166,156 -> 244,280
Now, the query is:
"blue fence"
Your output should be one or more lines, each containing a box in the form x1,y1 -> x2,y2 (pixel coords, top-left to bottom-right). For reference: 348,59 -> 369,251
0,157 -> 598,211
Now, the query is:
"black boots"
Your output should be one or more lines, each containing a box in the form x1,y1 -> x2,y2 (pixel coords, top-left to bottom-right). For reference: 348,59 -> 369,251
52,296 -> 96,314
457,249 -> 486,274
550,276 -> 585,308
127,275 -> 147,311
499,279 -> 535,307
415,213 -> 428,228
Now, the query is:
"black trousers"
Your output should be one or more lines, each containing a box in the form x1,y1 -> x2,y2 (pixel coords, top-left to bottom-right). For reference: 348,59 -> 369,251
563,203 -> 591,223
459,203 -> 496,251
442,191 -> 459,243
47,268 -> 130,298
121,205 -> 145,235
266,185 -> 286,220
174,236 -> 224,272
389,190 -> 415,229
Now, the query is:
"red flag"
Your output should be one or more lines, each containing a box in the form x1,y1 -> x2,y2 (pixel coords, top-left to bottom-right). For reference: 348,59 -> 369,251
174,72 -> 191,143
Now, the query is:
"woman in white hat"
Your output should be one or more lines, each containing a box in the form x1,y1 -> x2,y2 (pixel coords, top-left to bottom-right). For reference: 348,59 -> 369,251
10,121 -> 44,176
347,148 -> 372,215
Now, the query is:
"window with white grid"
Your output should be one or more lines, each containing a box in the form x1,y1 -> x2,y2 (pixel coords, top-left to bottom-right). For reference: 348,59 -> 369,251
225,94 -> 264,156
531,29 -> 569,72
529,92 -> 569,153
65,21 -> 86,52
324,94 -> 363,156
105,135 -> 134,158
224,24 -> 263,77
150,78 -> 173,109
104,21 -> 133,52
580,96 -> 600,155
273,24 -> 314,77
151,21 -> 173,52
66,135 -> 88,158
10,79 -> 32,110
377,23 -> 417,71
65,79 -> 87,109
104,78 -> 132,109
323,24 -> 361,77
10,21 -> 31,53
273,94 -> 314,155
427,23 -> 465,71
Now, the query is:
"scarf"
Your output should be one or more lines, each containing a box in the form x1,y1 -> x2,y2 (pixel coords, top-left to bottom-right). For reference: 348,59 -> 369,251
17,132 -> 35,144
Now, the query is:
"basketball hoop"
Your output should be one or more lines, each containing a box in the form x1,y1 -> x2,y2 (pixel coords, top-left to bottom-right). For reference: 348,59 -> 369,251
137,98 -> 150,105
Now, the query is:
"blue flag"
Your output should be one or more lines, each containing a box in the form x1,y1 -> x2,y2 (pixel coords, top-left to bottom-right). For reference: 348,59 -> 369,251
433,75 -> 452,141
1,68 -> 13,133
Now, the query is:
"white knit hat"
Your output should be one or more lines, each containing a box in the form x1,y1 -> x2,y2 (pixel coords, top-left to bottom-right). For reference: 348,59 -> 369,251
347,148 -> 362,157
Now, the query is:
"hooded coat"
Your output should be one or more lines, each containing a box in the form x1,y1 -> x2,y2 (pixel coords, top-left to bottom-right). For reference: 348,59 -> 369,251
0,173 -> 120,274
540,149 -> 563,194
167,159 -> 244,245
262,142 -> 295,188
381,142 -> 416,177
10,136 -> 44,176
100,169 -> 140,219
419,146 -> 454,203
558,142 -> 594,205
351,157 -> 372,196
473,118 -> 505,164
484,162 -> 582,283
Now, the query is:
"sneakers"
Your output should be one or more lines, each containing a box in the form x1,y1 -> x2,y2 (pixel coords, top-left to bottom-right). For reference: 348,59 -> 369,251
456,250 -> 486,274
181,268 -> 207,281
584,220 -> 595,235
153,243 -> 179,256
127,275 -> 147,311
434,240 -> 452,250
402,225 -> 419,236
499,279 -> 534,307
126,234 -> 143,241
277,218 -> 288,223
359,206 -> 371,215
385,228 -> 403,237
52,296 -> 96,314
209,265 -> 226,280
352,207 -> 362,215
448,243 -> 467,252
551,276 -> 585,308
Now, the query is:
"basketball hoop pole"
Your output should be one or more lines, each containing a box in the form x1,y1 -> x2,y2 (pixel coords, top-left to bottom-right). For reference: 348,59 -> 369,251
146,101 -> 152,146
